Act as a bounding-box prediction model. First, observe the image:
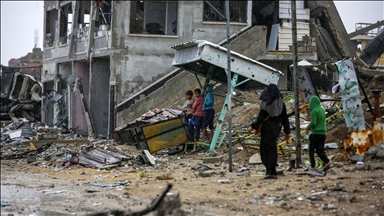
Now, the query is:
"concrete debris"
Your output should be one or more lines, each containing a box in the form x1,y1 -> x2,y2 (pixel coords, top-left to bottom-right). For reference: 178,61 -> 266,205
365,144 -> 384,158
87,181 -> 130,189
249,153 -> 262,164
70,147 -> 133,169
349,155 -> 364,164
1,72 -> 42,124
202,155 -> 223,164
302,142 -> 339,150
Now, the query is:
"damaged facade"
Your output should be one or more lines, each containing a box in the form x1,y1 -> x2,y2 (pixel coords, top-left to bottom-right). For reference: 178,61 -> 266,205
42,0 -> 357,138
7,48 -> 43,79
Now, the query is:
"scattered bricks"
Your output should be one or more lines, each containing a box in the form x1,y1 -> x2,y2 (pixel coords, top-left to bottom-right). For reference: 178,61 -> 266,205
202,155 -> 223,164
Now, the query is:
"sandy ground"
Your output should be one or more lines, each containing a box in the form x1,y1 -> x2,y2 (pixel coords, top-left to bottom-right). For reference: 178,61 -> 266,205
1,142 -> 384,216
1,90 -> 383,215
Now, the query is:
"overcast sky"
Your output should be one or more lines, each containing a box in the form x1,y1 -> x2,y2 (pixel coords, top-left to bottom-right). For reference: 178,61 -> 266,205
1,1 -> 384,66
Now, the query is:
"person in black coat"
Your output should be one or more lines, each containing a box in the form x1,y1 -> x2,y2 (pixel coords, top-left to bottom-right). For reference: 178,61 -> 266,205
247,84 -> 290,179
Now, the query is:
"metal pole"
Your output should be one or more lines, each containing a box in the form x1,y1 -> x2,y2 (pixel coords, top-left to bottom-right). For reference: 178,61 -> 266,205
225,0 -> 233,172
291,0 -> 301,167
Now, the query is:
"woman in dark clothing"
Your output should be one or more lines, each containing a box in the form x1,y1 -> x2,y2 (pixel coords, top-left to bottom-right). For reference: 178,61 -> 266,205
247,84 -> 290,179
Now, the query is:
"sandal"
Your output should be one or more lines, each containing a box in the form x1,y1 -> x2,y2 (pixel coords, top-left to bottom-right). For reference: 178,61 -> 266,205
323,161 -> 333,171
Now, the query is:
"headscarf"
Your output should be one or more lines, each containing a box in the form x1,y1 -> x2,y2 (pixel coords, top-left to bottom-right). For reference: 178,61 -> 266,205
259,84 -> 284,117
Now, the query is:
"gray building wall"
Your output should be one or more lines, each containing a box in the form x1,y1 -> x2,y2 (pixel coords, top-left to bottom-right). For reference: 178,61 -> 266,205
43,0 -> 253,135
110,1 -> 250,103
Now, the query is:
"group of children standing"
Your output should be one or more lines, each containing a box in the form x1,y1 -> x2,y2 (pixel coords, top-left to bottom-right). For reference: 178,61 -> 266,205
184,84 -> 215,142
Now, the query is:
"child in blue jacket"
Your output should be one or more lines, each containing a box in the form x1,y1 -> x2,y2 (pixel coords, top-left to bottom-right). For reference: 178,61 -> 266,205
201,83 -> 215,142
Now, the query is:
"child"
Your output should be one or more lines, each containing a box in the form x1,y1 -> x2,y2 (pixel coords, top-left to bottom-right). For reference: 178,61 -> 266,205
306,96 -> 332,173
185,90 -> 194,141
201,83 -> 215,142
192,88 -> 204,141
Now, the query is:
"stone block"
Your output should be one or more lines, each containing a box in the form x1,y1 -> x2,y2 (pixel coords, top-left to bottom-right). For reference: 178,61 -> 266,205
249,153 -> 262,164
203,155 -> 223,163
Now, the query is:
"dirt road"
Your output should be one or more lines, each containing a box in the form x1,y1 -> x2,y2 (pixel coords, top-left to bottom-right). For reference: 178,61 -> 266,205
1,145 -> 384,216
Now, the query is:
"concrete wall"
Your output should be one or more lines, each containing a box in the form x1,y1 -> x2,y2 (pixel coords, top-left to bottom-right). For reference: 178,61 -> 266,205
90,58 -> 110,136
258,61 -> 290,90
116,71 -> 205,127
230,25 -> 267,60
111,1 -> 250,104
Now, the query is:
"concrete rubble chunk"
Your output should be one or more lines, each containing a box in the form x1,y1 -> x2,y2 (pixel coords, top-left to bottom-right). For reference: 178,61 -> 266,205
217,179 -> 233,184
199,170 -> 216,178
249,153 -> 262,164
26,155 -> 36,163
376,148 -> 384,158
202,155 -> 223,164
349,155 -> 364,164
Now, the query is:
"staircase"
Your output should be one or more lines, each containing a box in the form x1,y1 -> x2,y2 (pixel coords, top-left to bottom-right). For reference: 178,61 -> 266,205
116,25 -> 255,113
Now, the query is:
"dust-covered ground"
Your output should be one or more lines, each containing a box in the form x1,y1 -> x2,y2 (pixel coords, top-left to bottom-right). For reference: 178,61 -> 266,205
1,141 -> 384,216
1,91 -> 384,216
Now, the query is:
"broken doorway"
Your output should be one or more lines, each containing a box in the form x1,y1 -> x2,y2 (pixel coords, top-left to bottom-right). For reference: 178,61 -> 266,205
56,62 -> 72,129
42,81 -> 55,126
90,58 -> 111,137
74,61 -> 90,136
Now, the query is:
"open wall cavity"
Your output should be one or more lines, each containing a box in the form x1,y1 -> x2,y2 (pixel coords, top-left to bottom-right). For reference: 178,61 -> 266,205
74,61 -> 90,135
90,58 -> 111,137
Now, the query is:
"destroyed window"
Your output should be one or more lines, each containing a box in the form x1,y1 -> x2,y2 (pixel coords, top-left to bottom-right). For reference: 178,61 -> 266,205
130,1 -> 178,35
59,3 -> 72,45
95,0 -> 112,27
45,9 -> 58,47
78,1 -> 91,29
203,1 -> 247,23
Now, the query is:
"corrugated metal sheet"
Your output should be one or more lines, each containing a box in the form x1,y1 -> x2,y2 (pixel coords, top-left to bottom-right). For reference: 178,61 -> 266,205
171,40 -> 283,90
279,7 -> 310,20
343,122 -> 384,156
115,108 -> 183,131
142,117 -> 187,153
278,21 -> 310,51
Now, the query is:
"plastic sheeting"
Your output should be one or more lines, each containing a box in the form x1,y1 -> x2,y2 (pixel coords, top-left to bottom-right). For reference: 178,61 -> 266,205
335,58 -> 365,130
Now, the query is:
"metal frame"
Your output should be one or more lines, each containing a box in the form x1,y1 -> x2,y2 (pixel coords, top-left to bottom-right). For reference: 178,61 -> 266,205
171,40 -> 283,152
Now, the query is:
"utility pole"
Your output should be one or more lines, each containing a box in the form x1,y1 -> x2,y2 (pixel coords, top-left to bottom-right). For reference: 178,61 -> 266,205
225,0 -> 233,172
291,0 -> 301,167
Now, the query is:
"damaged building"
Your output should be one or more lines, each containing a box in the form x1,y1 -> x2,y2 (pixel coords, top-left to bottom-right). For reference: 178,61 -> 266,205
42,0 -> 358,138
1,48 -> 43,122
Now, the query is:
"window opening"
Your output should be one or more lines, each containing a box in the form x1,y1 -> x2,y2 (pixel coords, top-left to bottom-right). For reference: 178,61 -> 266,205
45,9 -> 58,47
130,1 -> 178,35
59,3 -> 72,44
95,0 -> 112,26
203,1 -> 247,23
